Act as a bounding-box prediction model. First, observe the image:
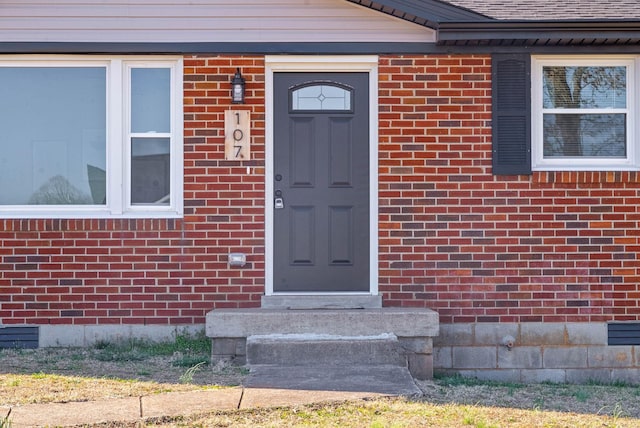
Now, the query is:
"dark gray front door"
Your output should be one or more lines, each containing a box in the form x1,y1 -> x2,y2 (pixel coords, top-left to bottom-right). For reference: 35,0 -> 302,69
273,72 -> 369,292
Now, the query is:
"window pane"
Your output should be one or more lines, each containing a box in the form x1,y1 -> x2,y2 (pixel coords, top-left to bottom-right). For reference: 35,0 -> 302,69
292,84 -> 352,111
543,66 -> 626,109
543,113 -> 626,157
131,68 -> 170,133
0,67 -> 106,205
131,137 -> 170,205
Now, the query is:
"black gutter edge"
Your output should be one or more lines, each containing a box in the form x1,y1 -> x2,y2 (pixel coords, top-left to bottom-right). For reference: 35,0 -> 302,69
438,20 -> 640,42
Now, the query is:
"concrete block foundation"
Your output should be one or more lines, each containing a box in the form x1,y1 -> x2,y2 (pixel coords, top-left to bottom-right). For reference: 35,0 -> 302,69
435,322 -> 640,385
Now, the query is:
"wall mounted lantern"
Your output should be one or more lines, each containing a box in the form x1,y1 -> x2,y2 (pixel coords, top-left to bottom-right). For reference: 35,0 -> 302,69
231,68 -> 246,104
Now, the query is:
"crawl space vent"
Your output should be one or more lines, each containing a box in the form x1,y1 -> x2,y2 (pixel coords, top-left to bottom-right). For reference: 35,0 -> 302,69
0,326 -> 39,349
608,323 -> 640,346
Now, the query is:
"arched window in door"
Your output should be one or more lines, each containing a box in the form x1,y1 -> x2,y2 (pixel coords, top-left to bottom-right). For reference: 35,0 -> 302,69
290,82 -> 353,112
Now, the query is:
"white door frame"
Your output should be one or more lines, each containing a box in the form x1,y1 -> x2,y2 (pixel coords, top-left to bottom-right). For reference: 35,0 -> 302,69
264,55 -> 379,296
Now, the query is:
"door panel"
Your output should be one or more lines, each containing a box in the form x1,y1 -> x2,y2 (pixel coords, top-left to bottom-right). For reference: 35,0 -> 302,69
289,205 -> 315,265
328,117 -> 353,186
290,117 -> 315,187
329,205 -> 353,264
273,72 -> 369,292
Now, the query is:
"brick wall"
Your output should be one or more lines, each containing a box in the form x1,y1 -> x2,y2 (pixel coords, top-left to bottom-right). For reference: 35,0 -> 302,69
378,54 -> 640,324
2,53 -> 640,327
182,55 -> 266,310
0,55 -> 265,326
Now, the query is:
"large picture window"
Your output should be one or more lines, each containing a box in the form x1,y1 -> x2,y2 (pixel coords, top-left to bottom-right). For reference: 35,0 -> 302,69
0,56 -> 183,218
532,57 -> 636,171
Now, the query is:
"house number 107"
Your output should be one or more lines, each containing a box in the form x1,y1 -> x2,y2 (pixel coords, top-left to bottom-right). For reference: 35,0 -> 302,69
225,110 -> 251,160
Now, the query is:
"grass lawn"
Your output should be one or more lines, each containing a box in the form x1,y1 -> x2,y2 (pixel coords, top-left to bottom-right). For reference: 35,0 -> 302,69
151,397 -> 639,428
1,333 -> 639,427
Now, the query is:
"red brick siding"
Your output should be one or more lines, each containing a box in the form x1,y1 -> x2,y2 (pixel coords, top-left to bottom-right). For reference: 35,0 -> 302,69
378,55 -> 640,324
182,55 -> 265,310
2,54 -> 640,326
0,55 -> 265,325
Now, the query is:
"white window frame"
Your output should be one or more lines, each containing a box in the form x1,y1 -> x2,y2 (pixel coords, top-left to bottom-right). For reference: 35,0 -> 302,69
0,55 -> 183,219
532,56 -> 638,171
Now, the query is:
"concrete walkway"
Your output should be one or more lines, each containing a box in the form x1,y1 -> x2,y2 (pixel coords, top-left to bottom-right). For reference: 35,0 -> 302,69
3,358 -> 423,427
2,386 -> 403,427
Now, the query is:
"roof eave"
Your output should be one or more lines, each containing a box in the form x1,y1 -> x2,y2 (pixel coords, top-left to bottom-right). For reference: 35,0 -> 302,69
346,0 -> 491,30
437,20 -> 640,46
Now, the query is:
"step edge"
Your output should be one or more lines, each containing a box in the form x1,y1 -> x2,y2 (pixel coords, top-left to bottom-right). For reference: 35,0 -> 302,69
247,333 -> 398,343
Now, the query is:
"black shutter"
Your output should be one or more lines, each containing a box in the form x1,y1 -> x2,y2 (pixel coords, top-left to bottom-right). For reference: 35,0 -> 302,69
492,53 -> 531,175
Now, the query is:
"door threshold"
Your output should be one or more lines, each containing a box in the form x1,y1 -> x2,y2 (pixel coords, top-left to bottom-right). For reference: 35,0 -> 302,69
261,294 -> 382,310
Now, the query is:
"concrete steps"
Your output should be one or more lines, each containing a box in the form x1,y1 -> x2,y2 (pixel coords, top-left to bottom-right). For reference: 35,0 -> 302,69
246,333 -> 406,367
244,364 -> 422,395
206,307 -> 439,385
244,333 -> 422,395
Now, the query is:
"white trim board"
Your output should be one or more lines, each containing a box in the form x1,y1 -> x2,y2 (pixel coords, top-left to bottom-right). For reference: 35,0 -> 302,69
264,55 -> 379,297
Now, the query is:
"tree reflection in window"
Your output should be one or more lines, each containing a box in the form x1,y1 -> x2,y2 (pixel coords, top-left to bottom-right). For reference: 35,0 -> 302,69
542,66 -> 627,158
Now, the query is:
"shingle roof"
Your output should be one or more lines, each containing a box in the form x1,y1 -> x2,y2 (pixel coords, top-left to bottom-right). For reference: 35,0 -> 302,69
350,0 -> 640,25
442,0 -> 640,21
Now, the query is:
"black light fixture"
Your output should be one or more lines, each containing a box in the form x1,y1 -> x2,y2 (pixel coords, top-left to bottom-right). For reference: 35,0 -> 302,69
231,68 -> 246,104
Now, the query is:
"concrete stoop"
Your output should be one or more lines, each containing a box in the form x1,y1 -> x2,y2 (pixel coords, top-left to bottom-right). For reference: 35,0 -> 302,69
206,307 -> 439,393
243,333 -> 422,395
246,333 -> 406,366
245,364 -> 422,395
